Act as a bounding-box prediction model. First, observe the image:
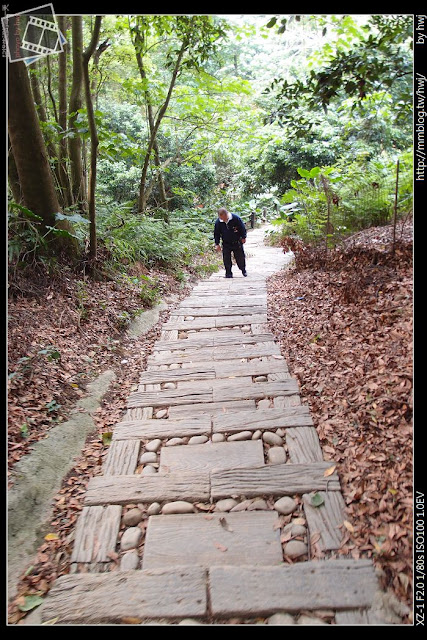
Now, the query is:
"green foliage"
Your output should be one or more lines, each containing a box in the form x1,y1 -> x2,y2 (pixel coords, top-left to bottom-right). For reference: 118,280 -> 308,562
96,203 -> 214,272
272,152 -> 412,246
265,15 -> 412,133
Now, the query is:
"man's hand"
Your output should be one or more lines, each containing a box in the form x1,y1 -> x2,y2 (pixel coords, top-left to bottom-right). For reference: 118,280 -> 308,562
215,244 -> 222,253
241,238 -> 246,244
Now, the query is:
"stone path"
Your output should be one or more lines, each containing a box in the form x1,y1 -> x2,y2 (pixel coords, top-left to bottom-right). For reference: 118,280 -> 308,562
39,227 -> 388,625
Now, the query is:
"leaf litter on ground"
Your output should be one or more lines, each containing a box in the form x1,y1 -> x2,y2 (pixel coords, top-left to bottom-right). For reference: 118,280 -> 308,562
267,219 -> 413,618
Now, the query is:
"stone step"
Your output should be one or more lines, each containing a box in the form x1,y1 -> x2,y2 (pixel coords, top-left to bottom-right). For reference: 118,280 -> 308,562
177,295 -> 266,307
127,379 -> 299,408
40,567 -> 207,624
211,462 -> 341,499
112,416 -> 212,441
159,440 -> 264,474
302,491 -> 346,551
39,559 -> 380,624
71,505 -> 122,563
212,405 -> 313,434
168,399 -> 255,419
169,305 -> 267,317
209,559 -> 379,617
84,472 -> 210,506
138,359 -> 288,386
146,342 -> 279,365
164,314 -> 268,331
152,333 -> 275,351
142,511 -> 282,570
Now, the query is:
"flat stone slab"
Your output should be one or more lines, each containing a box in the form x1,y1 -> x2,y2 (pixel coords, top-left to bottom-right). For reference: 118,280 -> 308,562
178,296 -> 266,307
142,511 -> 282,570
164,315 -> 268,331
71,505 -> 122,563
103,440 -> 140,475
286,427 -> 324,463
153,333 -> 274,351
159,440 -> 264,473
213,406 -> 313,434
147,342 -> 279,365
211,462 -> 341,499
169,305 -> 267,317
209,559 -> 379,616
127,387 -> 213,408
168,399 -> 255,419
303,491 -> 346,551
112,417 -> 212,441
40,567 -> 207,623
139,366 -> 215,385
84,472 -> 210,505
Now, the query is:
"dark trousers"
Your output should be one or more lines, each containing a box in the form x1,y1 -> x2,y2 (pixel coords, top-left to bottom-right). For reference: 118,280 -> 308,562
222,242 -> 246,275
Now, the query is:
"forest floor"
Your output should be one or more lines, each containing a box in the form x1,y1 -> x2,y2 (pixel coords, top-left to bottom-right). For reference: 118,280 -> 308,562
267,218 -> 413,613
7,220 -> 413,623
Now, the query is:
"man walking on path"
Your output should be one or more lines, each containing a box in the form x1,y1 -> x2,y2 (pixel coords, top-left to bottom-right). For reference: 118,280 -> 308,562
214,207 -> 247,278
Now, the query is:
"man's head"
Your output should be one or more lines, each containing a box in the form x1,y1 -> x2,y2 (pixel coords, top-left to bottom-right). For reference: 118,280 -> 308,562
218,208 -> 228,222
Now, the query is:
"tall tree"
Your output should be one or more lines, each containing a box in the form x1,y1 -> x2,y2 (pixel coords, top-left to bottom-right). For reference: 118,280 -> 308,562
129,15 -> 227,213
57,15 -> 72,208
131,20 -> 169,215
68,16 -> 86,208
8,61 -> 76,254
82,15 -> 102,258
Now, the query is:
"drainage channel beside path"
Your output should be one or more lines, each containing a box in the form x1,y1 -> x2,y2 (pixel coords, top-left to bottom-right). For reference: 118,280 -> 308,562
35,226 -> 396,625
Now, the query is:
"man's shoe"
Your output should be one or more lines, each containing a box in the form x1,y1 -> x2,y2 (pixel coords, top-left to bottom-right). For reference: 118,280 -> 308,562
225,273 -> 233,278
242,271 -> 247,277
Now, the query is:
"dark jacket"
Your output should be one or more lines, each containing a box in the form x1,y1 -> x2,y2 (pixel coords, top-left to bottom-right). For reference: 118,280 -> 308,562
214,213 -> 247,246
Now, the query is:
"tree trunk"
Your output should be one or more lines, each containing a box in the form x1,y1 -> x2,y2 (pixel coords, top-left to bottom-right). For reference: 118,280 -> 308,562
8,136 -> 23,204
138,40 -> 186,213
8,60 -> 77,255
133,26 -> 169,215
28,61 -> 64,200
69,16 -> 86,209
57,15 -> 72,208
82,16 -> 102,259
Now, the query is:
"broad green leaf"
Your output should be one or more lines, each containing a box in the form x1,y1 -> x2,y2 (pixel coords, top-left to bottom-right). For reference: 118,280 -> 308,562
310,492 -> 325,508
9,203 -> 43,220
18,595 -> 44,612
55,212 -> 90,225
309,167 -> 321,178
45,226 -> 78,239
297,168 -> 310,178
102,431 -> 113,446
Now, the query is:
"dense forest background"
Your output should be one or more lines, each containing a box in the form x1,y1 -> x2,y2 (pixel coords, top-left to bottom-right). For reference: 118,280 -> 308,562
8,14 -> 413,279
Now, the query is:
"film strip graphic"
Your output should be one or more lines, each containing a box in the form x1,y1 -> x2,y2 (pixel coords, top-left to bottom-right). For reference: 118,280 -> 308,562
22,15 -> 59,54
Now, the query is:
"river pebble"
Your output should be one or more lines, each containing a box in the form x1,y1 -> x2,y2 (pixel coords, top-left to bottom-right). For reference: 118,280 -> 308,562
120,527 -> 142,551
283,540 -> 308,559
274,496 -> 297,515
268,446 -> 287,465
141,465 -> 157,475
227,431 -> 252,441
139,451 -> 157,464
123,508 -> 143,526
188,435 -> 209,445
145,439 -> 162,453
147,502 -> 161,516
120,550 -> 139,571
267,613 -> 295,625
161,501 -> 196,515
215,498 -> 238,512
166,437 -> 186,446
212,433 -> 225,442
262,431 -> 283,446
